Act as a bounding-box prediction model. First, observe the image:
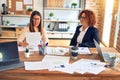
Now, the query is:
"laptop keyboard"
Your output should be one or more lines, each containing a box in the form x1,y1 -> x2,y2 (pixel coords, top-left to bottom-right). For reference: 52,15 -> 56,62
103,53 -> 111,62
0,60 -> 19,66
0,62 -> 24,71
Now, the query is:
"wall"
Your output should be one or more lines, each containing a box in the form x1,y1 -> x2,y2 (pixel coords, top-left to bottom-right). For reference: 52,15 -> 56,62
116,0 -> 120,52
85,0 -> 105,42
110,0 -> 119,47
85,0 -> 120,52
0,0 -> 42,25
116,24 -> 120,52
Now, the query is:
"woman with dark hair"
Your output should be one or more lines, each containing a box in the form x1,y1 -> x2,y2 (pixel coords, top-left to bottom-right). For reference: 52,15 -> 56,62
18,10 -> 48,47
70,9 -> 100,47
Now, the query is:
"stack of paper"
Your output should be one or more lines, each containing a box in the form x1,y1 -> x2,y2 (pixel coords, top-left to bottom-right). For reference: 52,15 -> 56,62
42,55 -> 73,74
78,47 -> 91,54
71,59 -> 106,74
46,47 -> 68,55
24,55 -> 73,74
24,61 -> 49,70
24,55 -> 107,74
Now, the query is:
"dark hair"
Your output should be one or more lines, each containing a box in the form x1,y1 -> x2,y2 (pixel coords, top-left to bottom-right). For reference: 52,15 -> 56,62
78,9 -> 96,26
29,10 -> 43,32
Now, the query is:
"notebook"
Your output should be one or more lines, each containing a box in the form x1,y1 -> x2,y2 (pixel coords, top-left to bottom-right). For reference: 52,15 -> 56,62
0,41 -> 24,71
93,39 -> 111,62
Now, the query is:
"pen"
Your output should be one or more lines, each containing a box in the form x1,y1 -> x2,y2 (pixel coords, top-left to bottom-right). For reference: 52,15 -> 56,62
81,47 -> 84,50
55,65 -> 65,68
45,42 -> 48,46
90,62 -> 97,65
40,40 -> 43,44
104,65 -> 110,68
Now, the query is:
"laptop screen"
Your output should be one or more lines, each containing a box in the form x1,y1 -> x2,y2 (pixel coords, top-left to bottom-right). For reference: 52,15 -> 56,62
0,41 -> 19,62
93,39 -> 103,58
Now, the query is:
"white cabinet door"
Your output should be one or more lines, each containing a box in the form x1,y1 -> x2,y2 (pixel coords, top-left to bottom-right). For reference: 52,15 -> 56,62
48,33 -> 62,38
62,33 -> 74,38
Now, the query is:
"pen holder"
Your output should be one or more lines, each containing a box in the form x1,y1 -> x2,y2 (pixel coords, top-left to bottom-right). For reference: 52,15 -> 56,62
70,46 -> 78,60
38,45 -> 44,55
38,44 -> 48,55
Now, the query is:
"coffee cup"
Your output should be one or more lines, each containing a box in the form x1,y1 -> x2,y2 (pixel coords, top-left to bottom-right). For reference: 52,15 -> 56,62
70,46 -> 79,60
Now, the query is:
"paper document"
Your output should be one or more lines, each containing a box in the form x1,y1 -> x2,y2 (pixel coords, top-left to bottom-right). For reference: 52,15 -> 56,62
78,47 -> 91,54
26,32 -> 41,49
46,47 -> 68,55
71,59 -> 106,74
42,55 -> 70,63
42,55 -> 73,74
49,62 -> 74,74
24,61 -> 49,70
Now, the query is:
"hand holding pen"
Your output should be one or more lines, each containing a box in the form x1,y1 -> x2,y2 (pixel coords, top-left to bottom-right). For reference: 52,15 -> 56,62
43,42 -> 48,54
38,42 -> 48,55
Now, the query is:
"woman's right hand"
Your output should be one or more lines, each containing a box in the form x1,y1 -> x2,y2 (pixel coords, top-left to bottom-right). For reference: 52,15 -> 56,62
18,42 -> 29,47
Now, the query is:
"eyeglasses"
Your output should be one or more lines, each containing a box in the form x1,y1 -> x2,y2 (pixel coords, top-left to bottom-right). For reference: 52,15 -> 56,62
80,16 -> 86,19
33,18 -> 40,21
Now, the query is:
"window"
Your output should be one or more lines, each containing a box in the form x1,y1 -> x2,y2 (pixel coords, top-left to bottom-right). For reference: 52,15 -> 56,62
102,0 -> 114,47
114,0 -> 120,48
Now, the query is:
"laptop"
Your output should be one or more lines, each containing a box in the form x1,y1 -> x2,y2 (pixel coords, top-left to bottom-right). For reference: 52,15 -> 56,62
0,41 -> 24,71
93,39 -> 112,62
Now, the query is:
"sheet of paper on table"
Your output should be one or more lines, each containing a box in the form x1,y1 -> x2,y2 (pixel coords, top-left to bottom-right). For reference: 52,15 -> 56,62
46,47 -> 69,55
78,47 -> 91,54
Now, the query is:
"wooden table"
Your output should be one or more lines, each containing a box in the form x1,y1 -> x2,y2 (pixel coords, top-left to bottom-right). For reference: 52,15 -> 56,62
1,47 -> 120,80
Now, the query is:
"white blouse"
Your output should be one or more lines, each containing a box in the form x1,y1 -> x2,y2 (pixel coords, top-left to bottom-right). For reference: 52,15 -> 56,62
77,26 -> 88,44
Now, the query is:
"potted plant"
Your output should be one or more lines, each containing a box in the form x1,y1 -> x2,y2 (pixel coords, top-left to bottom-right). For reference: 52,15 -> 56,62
67,26 -> 70,30
49,12 -> 54,20
71,3 -> 77,8
65,26 -> 70,31
6,20 -> 10,25
27,8 -> 33,15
